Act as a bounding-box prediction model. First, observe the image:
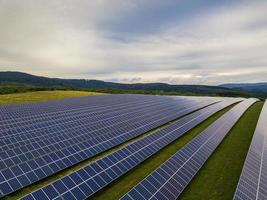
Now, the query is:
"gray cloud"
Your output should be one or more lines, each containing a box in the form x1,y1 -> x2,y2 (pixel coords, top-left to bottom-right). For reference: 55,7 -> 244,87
0,0 -> 266,84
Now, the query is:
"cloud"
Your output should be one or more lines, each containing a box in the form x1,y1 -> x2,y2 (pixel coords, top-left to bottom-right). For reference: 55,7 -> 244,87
0,0 -> 266,84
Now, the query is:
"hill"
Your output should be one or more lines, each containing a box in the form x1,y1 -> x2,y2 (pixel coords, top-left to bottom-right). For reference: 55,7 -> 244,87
0,71 -> 252,97
220,82 -> 267,98
221,82 -> 267,91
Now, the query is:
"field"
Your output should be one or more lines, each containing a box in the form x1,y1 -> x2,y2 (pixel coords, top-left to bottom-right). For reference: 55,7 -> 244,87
0,91 -> 264,200
0,90 -> 103,104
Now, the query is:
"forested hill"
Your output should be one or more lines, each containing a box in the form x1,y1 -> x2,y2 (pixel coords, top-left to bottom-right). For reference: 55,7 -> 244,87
0,71 -> 258,98
221,83 -> 267,98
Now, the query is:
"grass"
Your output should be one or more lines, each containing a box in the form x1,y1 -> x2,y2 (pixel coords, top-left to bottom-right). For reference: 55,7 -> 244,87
0,90 -> 103,104
179,101 -> 264,200
91,103 -> 237,200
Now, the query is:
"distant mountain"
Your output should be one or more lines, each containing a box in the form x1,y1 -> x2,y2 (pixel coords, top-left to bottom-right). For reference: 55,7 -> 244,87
0,71 -> 254,97
221,82 -> 267,90
220,83 -> 267,98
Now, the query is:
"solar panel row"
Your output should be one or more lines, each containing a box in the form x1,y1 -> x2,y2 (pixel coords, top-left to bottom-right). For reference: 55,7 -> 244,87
20,99 -> 240,200
234,100 -> 267,200
0,95 -> 219,196
121,98 -> 257,200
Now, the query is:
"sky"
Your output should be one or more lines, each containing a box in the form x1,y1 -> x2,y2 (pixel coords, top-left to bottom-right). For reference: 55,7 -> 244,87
0,0 -> 266,85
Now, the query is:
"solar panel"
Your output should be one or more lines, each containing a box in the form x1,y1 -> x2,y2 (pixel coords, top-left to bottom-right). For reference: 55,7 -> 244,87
0,94 -> 220,197
20,99 -> 241,200
121,98 -> 257,200
234,100 -> 267,200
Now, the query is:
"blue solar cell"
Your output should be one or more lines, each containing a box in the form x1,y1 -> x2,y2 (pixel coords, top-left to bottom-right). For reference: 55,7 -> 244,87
84,166 -> 97,177
93,176 -> 106,187
32,190 -> 49,200
128,189 -> 144,199
17,175 -> 31,186
62,191 -> 76,200
2,169 -> 13,180
87,178 -> 100,191
53,180 -> 68,194
42,185 -> 58,199
69,173 -> 83,185
100,171 -> 112,183
135,184 -> 151,199
79,182 -> 93,196
71,187 -> 86,199
19,163 -> 31,173
77,169 -> 90,181
90,163 -> 102,173
0,152 -> 8,160
61,176 -> 76,188
0,174 -> 4,183
8,178 -> 21,191
0,182 -> 12,195
106,168 -> 118,179
27,172 -> 38,182
0,163 -> 6,171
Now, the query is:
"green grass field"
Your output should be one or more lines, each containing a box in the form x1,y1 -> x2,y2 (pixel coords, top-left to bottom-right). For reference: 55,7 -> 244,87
0,90 -> 103,104
0,91 -> 264,200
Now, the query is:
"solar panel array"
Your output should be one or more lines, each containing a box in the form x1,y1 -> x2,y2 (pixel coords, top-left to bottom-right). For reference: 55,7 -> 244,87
0,94 -> 147,121
20,99 -> 241,200
0,94 -> 220,197
121,98 -> 257,200
234,100 -> 267,200
0,95 -> 188,137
